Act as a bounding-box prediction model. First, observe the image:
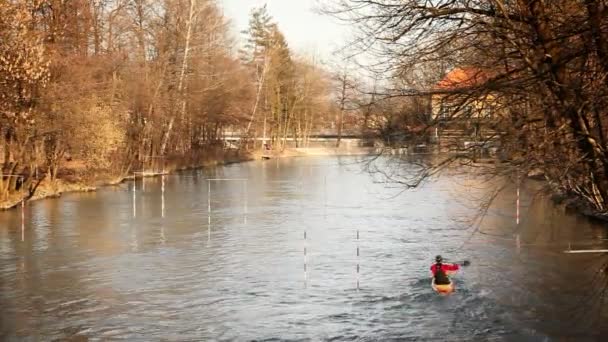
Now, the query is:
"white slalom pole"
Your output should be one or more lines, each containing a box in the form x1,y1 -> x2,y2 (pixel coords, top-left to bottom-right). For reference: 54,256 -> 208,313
161,174 -> 165,218
160,175 -> 165,243
564,249 -> 608,254
205,178 -> 249,224
208,180 -> 211,243
244,180 -> 248,225
324,175 -> 327,219
516,179 -> 520,226
133,177 -> 136,218
21,199 -> 25,242
515,172 -> 520,253
356,229 -> 360,291
304,230 -> 308,287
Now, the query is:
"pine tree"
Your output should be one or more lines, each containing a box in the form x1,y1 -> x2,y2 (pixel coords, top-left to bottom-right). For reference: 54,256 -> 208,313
240,5 -> 273,65
241,6 -> 296,149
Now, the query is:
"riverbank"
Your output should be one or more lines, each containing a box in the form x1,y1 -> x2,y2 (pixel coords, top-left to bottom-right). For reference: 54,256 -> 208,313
520,169 -> 608,223
253,146 -> 378,159
1,146 -> 370,211
549,191 -> 608,223
6,146 -> 606,224
0,149 -> 254,211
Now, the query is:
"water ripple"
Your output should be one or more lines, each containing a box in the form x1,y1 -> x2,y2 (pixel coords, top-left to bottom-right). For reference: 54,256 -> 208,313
1,157 -> 607,341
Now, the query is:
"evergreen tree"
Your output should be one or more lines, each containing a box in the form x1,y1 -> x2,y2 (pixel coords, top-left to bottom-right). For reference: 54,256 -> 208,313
240,5 -> 273,65
241,5 -> 296,149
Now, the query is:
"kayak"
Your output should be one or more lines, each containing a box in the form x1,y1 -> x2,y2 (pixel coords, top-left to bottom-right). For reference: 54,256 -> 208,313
432,278 -> 454,294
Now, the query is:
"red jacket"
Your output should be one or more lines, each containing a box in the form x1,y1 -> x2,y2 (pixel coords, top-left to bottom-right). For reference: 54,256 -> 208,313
430,263 -> 459,275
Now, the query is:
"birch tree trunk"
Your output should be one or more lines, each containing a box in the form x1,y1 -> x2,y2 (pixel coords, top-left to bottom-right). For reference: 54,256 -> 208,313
246,54 -> 270,140
160,0 -> 198,156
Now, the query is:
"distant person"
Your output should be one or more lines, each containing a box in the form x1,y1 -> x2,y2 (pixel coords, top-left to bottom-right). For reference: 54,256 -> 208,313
430,255 -> 460,285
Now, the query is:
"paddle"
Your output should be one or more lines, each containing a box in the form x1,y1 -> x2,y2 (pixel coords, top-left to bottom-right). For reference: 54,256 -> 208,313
446,260 -> 471,267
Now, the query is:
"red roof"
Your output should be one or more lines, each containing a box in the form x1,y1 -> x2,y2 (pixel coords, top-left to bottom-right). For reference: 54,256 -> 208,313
436,68 -> 487,90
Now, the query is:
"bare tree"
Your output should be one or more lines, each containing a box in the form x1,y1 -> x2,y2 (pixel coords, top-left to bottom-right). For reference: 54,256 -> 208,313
325,0 -> 608,218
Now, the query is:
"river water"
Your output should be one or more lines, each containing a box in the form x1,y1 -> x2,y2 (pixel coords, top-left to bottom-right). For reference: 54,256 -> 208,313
1,156 -> 607,341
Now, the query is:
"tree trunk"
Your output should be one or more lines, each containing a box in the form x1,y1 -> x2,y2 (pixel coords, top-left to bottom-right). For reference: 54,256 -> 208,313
246,55 -> 270,139
160,0 -> 197,156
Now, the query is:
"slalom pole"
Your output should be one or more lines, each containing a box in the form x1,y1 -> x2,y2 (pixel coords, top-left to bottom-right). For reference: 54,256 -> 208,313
304,230 -> 308,287
356,229 -> 360,290
161,174 -> 165,218
208,180 -> 211,243
21,199 -> 25,242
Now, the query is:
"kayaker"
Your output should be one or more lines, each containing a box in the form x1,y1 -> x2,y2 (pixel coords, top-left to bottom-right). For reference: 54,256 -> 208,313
430,255 -> 459,285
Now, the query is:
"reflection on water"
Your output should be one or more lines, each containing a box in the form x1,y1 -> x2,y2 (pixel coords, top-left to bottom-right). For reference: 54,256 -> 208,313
1,156 -> 607,340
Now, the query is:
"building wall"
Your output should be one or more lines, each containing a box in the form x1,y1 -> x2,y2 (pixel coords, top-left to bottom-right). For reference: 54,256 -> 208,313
431,93 -> 501,121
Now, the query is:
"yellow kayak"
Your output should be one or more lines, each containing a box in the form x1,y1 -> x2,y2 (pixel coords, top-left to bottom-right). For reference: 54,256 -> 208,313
432,278 -> 454,294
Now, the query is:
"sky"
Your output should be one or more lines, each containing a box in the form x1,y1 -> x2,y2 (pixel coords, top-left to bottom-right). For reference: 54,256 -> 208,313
218,0 -> 350,61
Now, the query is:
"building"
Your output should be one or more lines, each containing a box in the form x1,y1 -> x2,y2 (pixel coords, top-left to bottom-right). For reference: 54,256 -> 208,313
430,67 -> 504,151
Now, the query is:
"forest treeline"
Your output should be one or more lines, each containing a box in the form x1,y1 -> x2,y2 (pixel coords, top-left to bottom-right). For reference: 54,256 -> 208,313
0,1 -> 340,204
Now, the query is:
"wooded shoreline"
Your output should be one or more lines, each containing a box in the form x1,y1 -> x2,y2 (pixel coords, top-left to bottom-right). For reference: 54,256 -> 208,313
0,149 -> 253,211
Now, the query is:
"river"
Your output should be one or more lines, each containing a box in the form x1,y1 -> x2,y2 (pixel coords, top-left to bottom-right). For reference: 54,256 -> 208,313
1,156 -> 607,341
